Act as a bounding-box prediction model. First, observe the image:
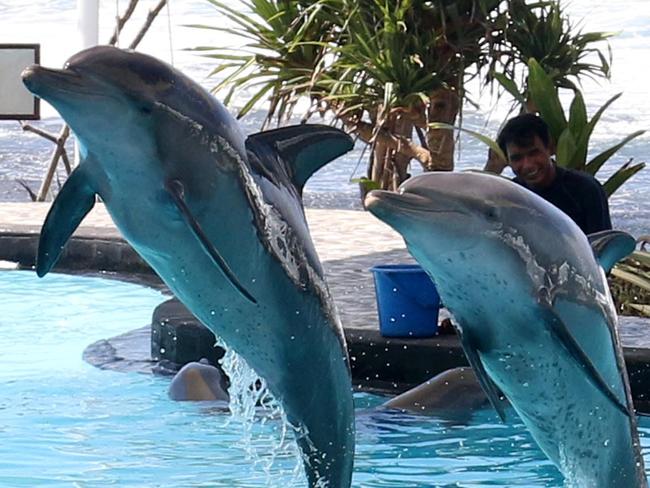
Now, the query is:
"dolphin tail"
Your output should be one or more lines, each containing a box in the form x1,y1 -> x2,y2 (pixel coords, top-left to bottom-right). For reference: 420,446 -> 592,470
37,166 -> 96,277
457,326 -> 508,422
539,304 -> 631,416
164,178 -> 257,304
285,373 -> 355,488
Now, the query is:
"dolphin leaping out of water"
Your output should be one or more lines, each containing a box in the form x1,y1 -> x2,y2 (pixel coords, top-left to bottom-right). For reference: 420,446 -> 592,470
365,172 -> 647,488
22,46 -> 355,488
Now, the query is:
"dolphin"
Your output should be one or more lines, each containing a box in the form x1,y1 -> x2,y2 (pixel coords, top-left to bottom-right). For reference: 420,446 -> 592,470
365,172 -> 647,487
381,367 -> 492,416
22,46 -> 355,487
168,359 -> 229,402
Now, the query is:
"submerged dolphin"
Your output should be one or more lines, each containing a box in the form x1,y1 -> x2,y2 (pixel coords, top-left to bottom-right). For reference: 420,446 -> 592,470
23,46 -> 354,487
365,172 -> 646,487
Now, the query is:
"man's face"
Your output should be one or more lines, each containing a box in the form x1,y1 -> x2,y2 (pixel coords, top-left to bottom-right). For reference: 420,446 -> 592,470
506,135 -> 555,189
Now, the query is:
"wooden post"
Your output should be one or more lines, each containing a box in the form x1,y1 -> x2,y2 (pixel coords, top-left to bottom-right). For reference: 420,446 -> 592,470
36,125 -> 70,202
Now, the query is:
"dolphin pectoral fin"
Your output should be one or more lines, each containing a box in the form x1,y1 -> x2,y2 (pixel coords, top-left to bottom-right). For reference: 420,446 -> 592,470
164,179 -> 257,304
587,230 -> 636,273
37,167 -> 96,277
246,125 -> 353,192
540,305 -> 630,416
457,328 -> 508,422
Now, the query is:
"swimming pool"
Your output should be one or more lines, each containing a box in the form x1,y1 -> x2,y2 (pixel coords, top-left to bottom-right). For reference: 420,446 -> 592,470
1,270 -> 647,487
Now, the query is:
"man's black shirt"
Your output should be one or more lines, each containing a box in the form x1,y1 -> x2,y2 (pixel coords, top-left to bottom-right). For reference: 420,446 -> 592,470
513,166 -> 612,235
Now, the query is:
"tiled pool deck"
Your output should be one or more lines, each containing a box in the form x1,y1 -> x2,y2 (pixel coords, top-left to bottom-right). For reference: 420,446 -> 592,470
2,203 -> 650,400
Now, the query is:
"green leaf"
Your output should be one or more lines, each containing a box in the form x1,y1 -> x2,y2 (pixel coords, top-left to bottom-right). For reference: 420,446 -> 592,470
555,129 -> 577,169
611,268 -> 650,293
565,91 -> 589,168
527,58 -> 568,142
351,177 -> 381,191
628,304 -> 650,317
584,93 -> 623,144
602,161 -> 646,196
492,71 -> 526,104
568,91 -> 587,135
428,122 -> 507,163
237,82 -> 275,118
212,56 -> 257,93
630,251 -> 650,267
585,130 -> 646,175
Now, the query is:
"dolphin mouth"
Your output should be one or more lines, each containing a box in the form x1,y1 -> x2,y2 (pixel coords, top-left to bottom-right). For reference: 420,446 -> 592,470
365,189 -> 461,216
22,65 -> 97,99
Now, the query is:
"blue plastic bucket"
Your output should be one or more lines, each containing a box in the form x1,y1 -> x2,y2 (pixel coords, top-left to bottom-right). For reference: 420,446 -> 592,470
370,264 -> 440,338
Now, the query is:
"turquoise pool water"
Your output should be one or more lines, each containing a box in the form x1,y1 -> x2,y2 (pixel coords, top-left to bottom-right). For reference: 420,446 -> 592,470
0,270 -> 647,487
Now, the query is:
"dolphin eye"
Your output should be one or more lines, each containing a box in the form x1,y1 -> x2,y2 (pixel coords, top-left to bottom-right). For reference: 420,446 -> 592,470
140,105 -> 152,115
486,207 -> 500,221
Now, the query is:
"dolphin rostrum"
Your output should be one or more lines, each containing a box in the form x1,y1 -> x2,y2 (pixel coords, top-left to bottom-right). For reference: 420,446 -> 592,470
365,171 -> 646,487
22,46 -> 355,487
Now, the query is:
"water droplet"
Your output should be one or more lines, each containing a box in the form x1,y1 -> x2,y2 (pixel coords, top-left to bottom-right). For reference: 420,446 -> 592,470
160,348 -> 166,354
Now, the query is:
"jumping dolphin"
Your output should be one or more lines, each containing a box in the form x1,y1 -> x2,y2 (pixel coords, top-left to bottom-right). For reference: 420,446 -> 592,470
365,172 -> 647,487
22,46 -> 355,487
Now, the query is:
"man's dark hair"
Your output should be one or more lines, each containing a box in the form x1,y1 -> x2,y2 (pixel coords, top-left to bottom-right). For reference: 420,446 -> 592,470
497,113 -> 551,156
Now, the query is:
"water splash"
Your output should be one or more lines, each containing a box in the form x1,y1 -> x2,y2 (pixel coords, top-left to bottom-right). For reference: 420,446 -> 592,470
217,339 -> 305,487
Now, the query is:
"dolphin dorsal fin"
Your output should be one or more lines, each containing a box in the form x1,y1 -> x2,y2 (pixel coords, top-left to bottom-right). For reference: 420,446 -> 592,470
245,124 -> 353,192
587,230 -> 636,273
37,166 -> 96,277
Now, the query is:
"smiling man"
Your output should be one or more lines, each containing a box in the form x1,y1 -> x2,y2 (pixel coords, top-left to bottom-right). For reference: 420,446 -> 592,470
497,113 -> 612,235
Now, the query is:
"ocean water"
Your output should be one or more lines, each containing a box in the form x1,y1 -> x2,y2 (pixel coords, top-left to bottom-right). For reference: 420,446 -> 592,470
0,0 -> 648,234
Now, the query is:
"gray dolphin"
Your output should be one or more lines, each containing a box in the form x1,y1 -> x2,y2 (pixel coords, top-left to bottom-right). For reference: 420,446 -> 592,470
168,359 -> 229,402
382,367 -> 492,416
22,46 -> 354,487
365,172 -> 647,487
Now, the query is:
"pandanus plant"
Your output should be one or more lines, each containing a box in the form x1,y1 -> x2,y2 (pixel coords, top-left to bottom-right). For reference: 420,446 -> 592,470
190,0 -> 625,194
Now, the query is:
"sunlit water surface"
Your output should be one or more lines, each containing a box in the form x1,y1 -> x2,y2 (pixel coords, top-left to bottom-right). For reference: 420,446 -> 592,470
1,270 -> 650,487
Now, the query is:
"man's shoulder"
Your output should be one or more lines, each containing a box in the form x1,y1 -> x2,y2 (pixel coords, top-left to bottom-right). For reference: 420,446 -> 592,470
557,167 -> 602,189
556,167 -> 609,211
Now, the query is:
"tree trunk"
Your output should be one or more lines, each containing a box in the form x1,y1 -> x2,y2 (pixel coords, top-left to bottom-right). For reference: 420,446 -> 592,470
424,87 -> 460,171
484,148 -> 508,173
392,115 -> 414,189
